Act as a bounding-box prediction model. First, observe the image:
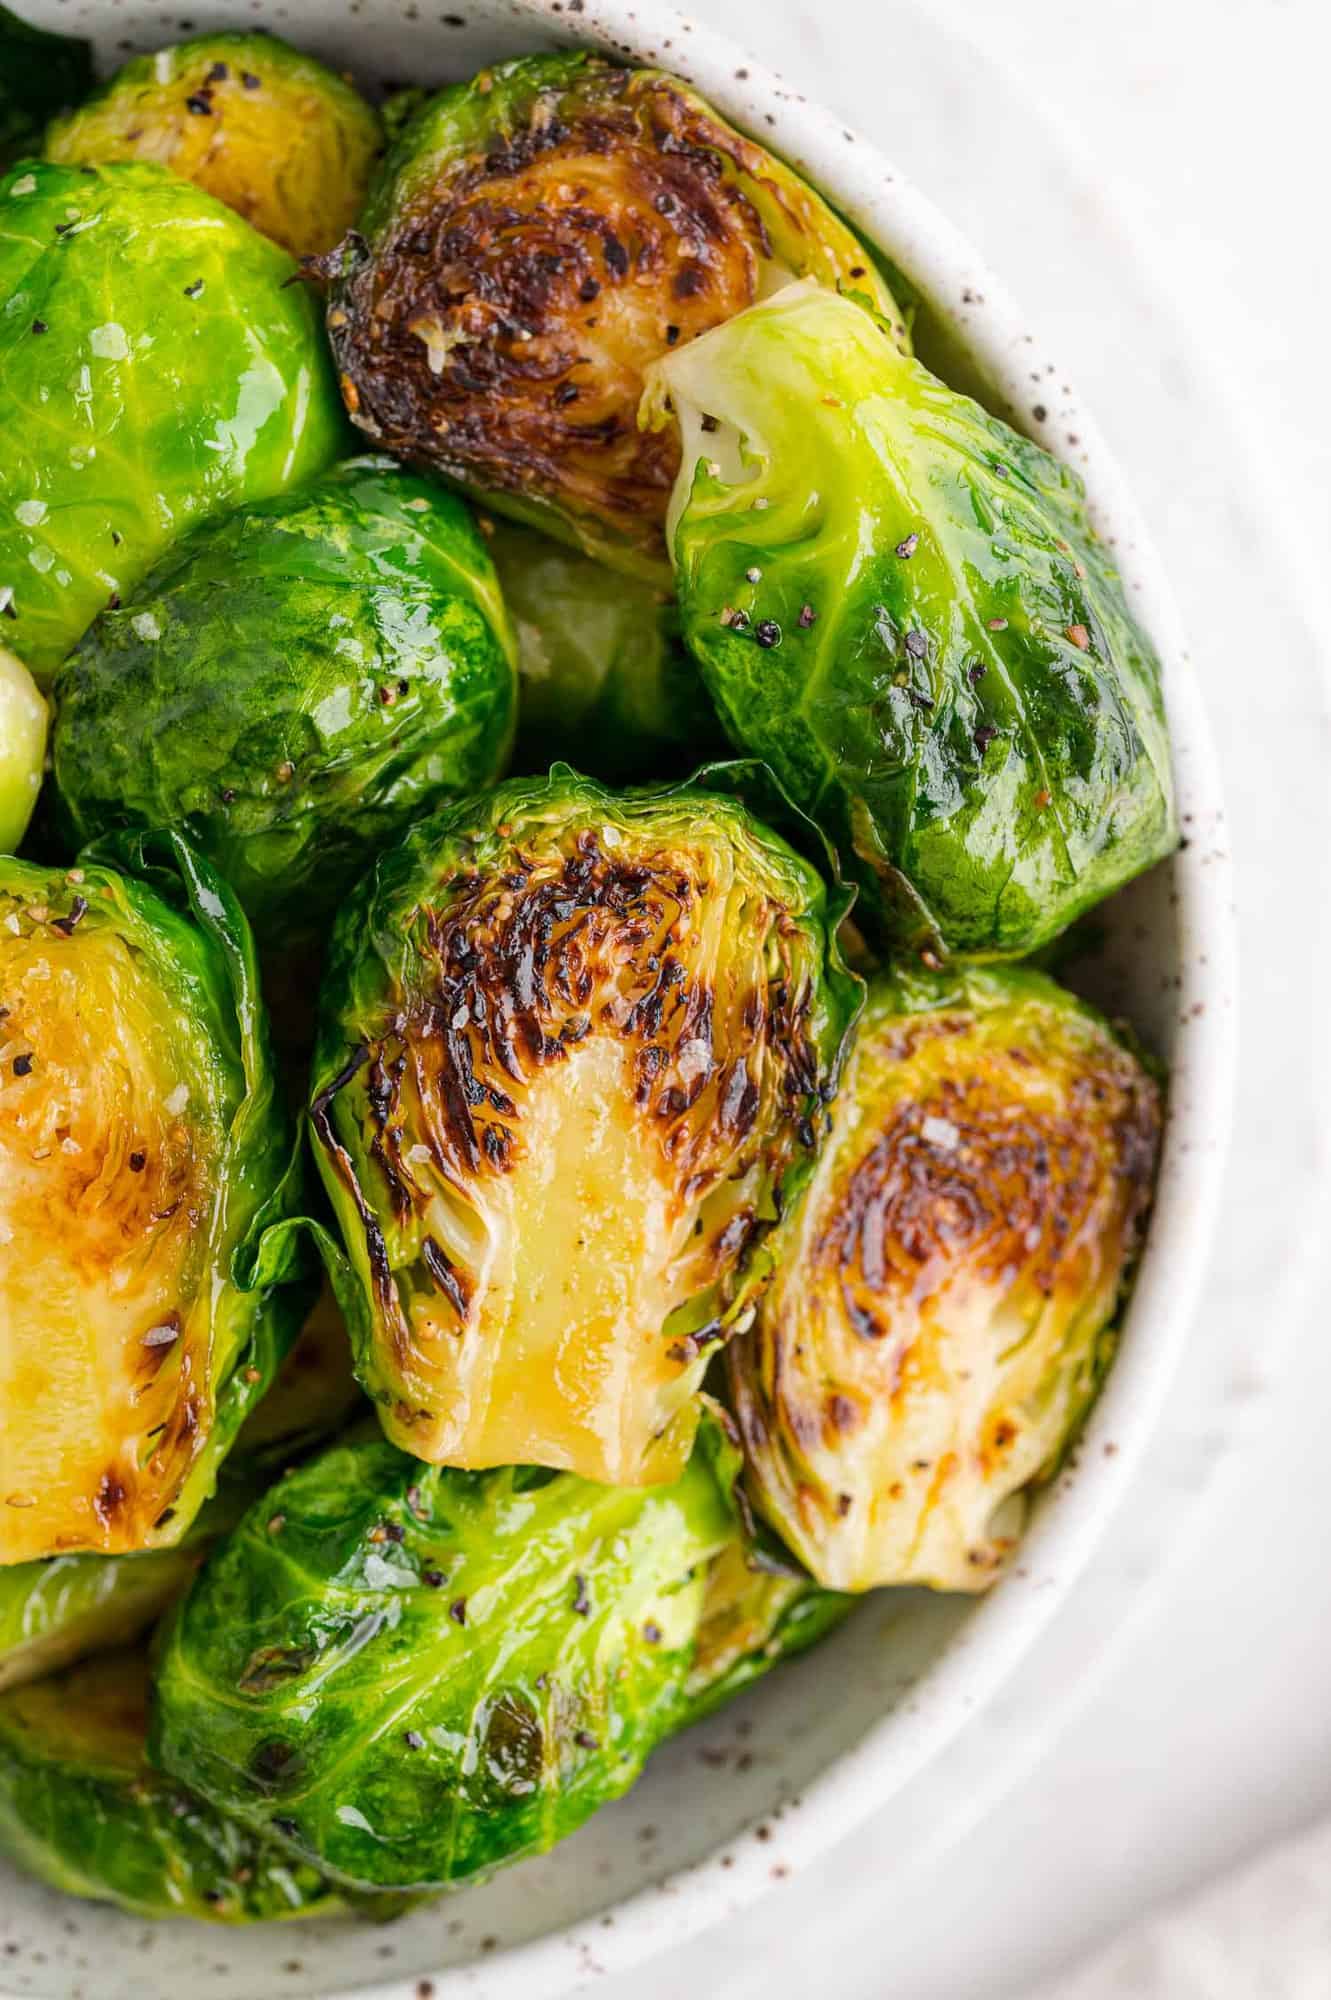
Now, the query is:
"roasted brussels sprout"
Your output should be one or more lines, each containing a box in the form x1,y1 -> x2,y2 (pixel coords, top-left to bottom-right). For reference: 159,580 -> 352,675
0,646 -> 47,851
0,834 -> 304,1565
647,282 -> 1177,956
489,517 -> 723,780
309,768 -> 858,1485
45,32 -> 384,259
0,1649 -> 341,1919
0,3 -> 90,169
152,1412 -> 786,1892
0,160 -> 346,680
727,964 -> 1162,1592
322,53 -> 901,578
53,459 -> 518,943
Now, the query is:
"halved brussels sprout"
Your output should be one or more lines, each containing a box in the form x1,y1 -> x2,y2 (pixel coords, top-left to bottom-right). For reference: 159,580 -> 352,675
646,282 -> 1177,956
309,767 -> 858,1486
53,458 -> 518,943
489,516 -> 724,781
0,3 -> 90,169
0,159 -> 346,681
44,31 -> 383,259
0,1287 -> 360,1694
0,1648 -> 340,1919
0,645 -> 47,851
727,964 -> 1162,1592
152,1413 -> 767,1892
0,835 -> 304,1565
322,53 -> 902,578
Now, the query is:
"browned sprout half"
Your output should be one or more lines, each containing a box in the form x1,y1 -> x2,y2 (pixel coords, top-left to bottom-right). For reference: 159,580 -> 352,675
323,52 -> 902,577
728,965 -> 1162,1592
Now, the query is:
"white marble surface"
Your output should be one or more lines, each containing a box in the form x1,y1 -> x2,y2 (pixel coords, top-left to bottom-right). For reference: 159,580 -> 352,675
594,2 -> 1331,1995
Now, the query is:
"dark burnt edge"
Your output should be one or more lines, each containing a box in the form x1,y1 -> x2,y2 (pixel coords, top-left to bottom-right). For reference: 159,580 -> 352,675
309,1043 -> 401,1326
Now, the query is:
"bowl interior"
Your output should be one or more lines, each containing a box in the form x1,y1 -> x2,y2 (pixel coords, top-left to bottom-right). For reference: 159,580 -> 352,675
0,5 -> 1232,1998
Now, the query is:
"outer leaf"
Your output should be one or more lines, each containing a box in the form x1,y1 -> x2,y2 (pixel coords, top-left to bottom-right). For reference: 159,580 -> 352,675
151,1419 -> 743,1893
53,457 -> 518,943
649,281 -> 1177,956
726,962 -> 1163,1591
308,766 -> 859,1486
0,1649 -> 341,1920
0,159 -> 346,679
324,52 -> 904,580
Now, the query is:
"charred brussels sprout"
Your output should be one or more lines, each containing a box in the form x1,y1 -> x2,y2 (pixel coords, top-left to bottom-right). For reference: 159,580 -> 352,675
152,1415 -> 769,1892
0,1649 -> 340,1919
0,646 -> 47,851
0,4 -> 90,169
727,965 -> 1162,1592
53,459 -> 518,943
309,768 -> 858,1486
323,53 -> 901,578
0,160 -> 345,680
0,835 -> 304,1565
489,517 -> 723,780
647,283 -> 1177,956
45,32 -> 383,260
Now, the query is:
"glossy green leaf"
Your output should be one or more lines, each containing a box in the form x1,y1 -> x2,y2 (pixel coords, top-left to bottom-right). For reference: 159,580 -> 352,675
0,1649 -> 342,1920
0,159 -> 347,679
53,458 -> 518,944
648,282 -> 1177,956
152,1416 -> 745,1893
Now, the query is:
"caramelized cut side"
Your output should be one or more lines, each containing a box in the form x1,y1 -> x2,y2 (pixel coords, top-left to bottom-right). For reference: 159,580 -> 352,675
319,818 -> 822,1485
0,913 -> 217,1562
729,981 -> 1161,1591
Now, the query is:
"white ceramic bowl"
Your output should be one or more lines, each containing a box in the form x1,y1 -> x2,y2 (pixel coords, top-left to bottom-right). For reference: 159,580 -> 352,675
3,5 -> 1236,1997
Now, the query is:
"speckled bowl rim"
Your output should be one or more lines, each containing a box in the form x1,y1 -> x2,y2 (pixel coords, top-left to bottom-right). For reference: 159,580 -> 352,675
6,2 -> 1236,1994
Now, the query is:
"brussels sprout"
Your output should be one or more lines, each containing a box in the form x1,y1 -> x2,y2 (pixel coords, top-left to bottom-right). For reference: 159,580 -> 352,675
0,1648 -> 341,1919
0,3 -> 90,169
309,767 -> 858,1486
646,282 -> 1177,956
489,517 -> 724,781
44,32 -> 383,260
726,964 -> 1162,1592
0,160 -> 346,681
0,834 -> 304,1565
152,1415 -> 758,1892
53,458 -> 518,943
322,53 -> 902,579
0,645 -> 47,851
